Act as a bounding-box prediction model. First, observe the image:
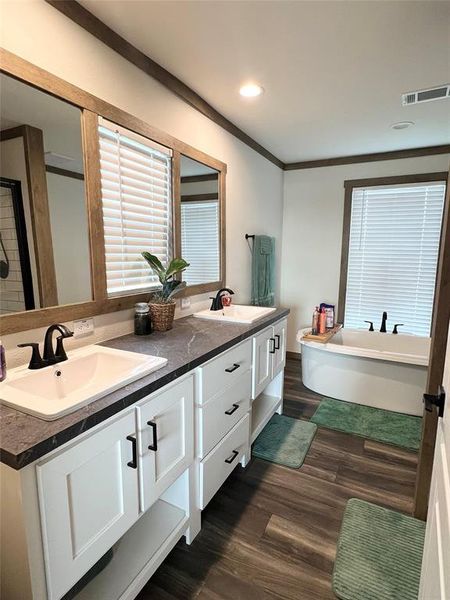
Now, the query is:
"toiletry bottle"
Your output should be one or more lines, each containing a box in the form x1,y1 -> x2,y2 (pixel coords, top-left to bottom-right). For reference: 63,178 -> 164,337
0,340 -> 6,382
312,307 -> 319,335
221,292 -> 232,307
320,302 -> 335,328
319,308 -> 327,334
134,303 -> 152,336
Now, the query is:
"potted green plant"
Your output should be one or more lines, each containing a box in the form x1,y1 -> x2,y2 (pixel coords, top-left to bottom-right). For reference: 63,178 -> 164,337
141,252 -> 189,331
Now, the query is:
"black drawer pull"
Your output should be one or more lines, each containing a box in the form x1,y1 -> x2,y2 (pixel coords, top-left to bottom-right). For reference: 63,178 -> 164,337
224,450 -> 239,464
225,363 -> 240,373
147,420 -> 158,451
225,403 -> 240,415
274,334 -> 281,350
126,435 -> 137,469
269,338 -> 276,354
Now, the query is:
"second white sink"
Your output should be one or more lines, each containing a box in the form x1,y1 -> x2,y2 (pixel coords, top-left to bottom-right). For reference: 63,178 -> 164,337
194,304 -> 276,324
0,345 -> 167,420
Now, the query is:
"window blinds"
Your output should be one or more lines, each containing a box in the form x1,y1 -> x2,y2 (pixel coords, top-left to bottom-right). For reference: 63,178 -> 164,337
344,181 -> 446,337
181,200 -> 220,285
98,118 -> 172,296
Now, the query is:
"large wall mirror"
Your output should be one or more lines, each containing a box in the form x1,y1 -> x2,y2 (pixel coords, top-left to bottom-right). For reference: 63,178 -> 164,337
179,155 -> 221,287
0,72 -> 91,315
0,49 -> 226,334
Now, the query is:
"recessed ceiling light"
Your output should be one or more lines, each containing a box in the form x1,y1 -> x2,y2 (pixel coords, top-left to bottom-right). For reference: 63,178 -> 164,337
391,121 -> 415,130
239,83 -> 264,98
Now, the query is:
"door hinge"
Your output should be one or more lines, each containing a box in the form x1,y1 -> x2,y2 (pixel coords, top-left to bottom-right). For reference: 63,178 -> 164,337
423,386 -> 445,417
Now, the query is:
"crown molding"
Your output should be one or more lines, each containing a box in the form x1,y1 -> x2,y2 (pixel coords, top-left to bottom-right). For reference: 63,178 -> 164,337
284,145 -> 450,171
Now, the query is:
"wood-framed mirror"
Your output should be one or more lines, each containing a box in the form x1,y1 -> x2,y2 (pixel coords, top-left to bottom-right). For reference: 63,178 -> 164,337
173,150 -> 226,297
0,49 -> 226,334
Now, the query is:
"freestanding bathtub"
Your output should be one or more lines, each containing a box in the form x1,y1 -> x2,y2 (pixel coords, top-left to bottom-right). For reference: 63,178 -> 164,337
298,328 -> 430,416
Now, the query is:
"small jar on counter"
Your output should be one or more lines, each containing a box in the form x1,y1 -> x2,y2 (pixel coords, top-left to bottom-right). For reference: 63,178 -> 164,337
134,303 -> 152,336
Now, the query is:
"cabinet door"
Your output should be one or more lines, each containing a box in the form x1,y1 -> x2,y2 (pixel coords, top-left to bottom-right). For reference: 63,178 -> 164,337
252,326 -> 274,399
37,410 -> 140,600
272,318 -> 287,378
137,376 -> 194,512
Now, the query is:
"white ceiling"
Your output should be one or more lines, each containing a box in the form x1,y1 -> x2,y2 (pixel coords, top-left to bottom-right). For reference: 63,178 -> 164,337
79,0 -> 450,163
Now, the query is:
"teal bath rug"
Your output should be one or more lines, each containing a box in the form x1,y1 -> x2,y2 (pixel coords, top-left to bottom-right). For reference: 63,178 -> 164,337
252,413 -> 317,468
333,498 -> 425,600
311,398 -> 422,451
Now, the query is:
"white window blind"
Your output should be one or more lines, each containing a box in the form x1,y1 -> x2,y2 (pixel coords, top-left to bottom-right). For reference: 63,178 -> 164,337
98,118 -> 172,296
181,200 -> 220,285
344,181 -> 446,336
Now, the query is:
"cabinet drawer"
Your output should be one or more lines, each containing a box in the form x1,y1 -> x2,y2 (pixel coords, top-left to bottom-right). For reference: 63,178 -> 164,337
197,370 -> 251,459
199,413 -> 250,509
198,339 -> 252,404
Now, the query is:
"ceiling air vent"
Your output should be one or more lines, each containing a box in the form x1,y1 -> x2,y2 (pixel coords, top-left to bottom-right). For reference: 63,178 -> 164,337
401,85 -> 450,106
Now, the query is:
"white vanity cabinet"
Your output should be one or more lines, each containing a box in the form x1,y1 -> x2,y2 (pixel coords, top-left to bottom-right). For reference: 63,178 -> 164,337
136,377 -> 194,512
252,318 -> 287,398
2,375 -> 197,600
1,314 -> 289,600
37,410 -> 140,600
194,317 -> 287,511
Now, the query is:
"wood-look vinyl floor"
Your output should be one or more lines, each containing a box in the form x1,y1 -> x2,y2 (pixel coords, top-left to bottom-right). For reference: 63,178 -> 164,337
137,358 -> 418,600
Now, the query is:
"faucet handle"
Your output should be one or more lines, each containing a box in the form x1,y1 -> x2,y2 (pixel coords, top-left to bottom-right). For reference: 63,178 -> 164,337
17,343 -> 47,370
392,324 -> 404,335
55,336 -> 69,362
364,320 -> 374,332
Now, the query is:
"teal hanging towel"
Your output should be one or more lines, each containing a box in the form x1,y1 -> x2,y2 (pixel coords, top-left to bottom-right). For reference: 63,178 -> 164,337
251,235 -> 275,307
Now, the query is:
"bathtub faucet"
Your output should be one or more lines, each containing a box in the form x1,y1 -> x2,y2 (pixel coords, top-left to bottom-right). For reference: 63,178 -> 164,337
380,311 -> 387,333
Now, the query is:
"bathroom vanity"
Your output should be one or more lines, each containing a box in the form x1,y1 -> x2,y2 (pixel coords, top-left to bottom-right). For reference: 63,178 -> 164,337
0,308 -> 288,600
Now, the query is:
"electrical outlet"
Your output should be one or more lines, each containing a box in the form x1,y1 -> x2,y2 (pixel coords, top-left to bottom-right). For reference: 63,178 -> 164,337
181,297 -> 191,310
73,318 -> 94,337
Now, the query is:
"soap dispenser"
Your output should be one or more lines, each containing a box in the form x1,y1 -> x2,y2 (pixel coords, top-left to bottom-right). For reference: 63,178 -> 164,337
0,340 -> 6,382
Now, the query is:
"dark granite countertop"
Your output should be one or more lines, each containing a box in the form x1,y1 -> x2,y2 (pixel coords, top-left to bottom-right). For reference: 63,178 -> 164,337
0,308 -> 289,469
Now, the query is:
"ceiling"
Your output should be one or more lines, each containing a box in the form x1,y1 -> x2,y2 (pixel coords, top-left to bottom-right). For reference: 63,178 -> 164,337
79,1 -> 449,163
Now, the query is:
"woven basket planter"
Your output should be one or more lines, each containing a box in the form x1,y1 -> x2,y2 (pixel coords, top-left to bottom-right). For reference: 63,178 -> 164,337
148,301 -> 176,332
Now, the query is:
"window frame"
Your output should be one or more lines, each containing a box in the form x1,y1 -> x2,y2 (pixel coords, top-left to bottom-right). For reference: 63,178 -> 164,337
337,172 -> 448,326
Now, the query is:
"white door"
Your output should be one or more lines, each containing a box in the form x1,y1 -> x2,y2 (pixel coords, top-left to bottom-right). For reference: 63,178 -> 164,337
252,326 -> 274,399
137,376 -> 194,512
272,318 -> 287,378
37,410 -> 140,600
419,324 -> 450,600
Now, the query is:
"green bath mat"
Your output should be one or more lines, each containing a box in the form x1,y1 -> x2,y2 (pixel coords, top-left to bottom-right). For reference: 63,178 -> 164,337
252,413 -> 317,468
311,398 -> 422,451
333,498 -> 425,600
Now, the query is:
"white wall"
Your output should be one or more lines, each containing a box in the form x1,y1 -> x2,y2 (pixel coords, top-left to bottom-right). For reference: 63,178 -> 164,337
281,154 -> 450,352
46,172 -> 91,305
0,0 -> 284,367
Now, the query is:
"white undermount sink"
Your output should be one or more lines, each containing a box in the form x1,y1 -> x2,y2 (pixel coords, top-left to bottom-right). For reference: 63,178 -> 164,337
0,345 -> 167,421
194,304 -> 276,324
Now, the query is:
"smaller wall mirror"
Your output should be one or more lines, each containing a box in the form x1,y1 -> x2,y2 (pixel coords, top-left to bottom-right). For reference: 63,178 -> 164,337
179,155 -> 221,287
